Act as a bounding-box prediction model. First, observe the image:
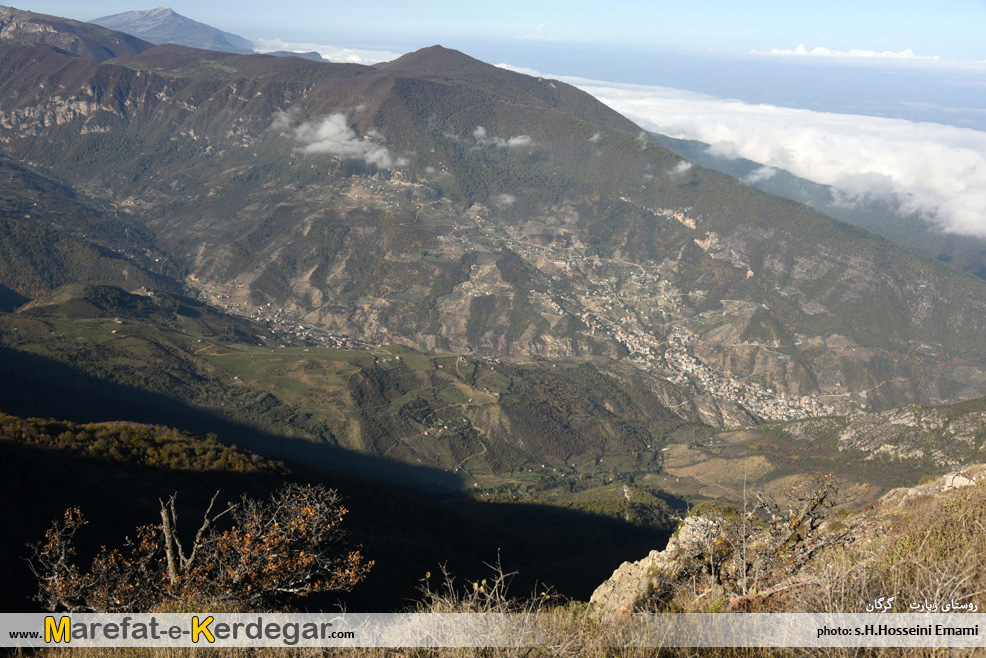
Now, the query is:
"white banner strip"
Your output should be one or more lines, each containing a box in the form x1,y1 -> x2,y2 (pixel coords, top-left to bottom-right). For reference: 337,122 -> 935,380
1,613 -> 983,648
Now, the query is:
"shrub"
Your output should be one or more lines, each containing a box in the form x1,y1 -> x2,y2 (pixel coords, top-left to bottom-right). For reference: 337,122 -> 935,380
28,483 -> 372,612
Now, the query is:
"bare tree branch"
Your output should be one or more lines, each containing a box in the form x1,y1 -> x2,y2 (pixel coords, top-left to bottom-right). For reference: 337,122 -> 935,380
29,484 -> 371,612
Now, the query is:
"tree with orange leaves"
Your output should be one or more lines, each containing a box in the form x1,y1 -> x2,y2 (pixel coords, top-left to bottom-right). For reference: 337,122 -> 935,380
28,483 -> 372,612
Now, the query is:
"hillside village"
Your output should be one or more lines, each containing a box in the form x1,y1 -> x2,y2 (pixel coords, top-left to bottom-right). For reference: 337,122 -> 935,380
196,283 -> 375,350
190,189 -> 854,424
466,205 -> 855,422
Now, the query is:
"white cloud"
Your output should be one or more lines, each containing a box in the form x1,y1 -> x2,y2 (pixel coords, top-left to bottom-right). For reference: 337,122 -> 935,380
751,43 -> 941,61
589,132 -> 602,143
252,38 -> 402,65
496,64 -> 543,77
473,125 -> 535,149
494,193 -> 516,205
744,165 -> 778,184
670,161 -> 692,177
506,135 -> 534,148
272,110 -> 405,169
568,78 -> 986,237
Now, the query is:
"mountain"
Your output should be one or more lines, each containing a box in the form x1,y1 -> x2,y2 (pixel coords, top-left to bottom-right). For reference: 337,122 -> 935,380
4,14 -> 986,431
90,7 -> 253,54
653,133 -> 986,280
0,6 -> 151,61
5,31 -> 986,414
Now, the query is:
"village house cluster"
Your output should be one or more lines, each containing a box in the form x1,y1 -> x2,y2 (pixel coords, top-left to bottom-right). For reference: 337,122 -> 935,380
662,332 -> 836,421
495,216 -> 844,423
200,284 -> 372,350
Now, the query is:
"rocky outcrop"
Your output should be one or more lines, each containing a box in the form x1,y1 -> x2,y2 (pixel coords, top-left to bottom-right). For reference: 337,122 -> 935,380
879,464 -> 986,507
588,548 -> 666,614
771,401 -> 986,470
589,515 -> 715,613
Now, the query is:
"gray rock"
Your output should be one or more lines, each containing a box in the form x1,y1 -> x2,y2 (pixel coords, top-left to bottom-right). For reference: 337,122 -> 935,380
590,516 -> 716,613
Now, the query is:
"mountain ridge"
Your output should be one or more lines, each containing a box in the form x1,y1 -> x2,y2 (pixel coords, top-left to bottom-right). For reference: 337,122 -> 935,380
0,5 -> 152,61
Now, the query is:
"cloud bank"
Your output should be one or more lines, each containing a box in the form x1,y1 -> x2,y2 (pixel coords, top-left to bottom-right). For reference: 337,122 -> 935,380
252,38 -> 402,65
273,111 -> 404,168
565,77 -> 986,237
751,43 -> 941,61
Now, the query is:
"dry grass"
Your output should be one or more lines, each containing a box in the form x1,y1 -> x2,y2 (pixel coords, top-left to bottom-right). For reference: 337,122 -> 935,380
669,456 -> 774,483
18,484 -> 986,658
794,481 -> 986,616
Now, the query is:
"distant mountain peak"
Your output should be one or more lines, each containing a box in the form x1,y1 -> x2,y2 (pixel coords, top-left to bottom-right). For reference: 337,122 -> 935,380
91,7 -> 179,27
143,7 -> 180,20
90,7 -> 253,54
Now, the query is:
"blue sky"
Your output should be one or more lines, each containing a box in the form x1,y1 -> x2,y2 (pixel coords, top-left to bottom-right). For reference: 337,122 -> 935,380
219,0 -> 983,62
18,1 -> 986,235
22,0 -> 986,61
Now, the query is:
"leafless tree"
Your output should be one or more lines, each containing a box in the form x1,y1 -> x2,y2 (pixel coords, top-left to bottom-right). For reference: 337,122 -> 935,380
671,474 -> 858,606
28,483 -> 373,612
